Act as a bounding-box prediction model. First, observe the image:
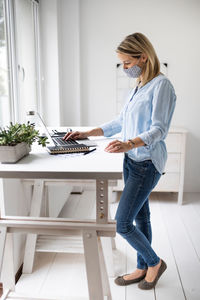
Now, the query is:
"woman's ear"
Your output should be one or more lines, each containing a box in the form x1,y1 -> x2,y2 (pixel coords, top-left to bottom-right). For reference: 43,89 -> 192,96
141,53 -> 148,63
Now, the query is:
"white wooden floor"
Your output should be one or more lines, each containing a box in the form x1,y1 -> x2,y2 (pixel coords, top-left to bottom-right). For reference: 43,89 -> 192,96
8,191 -> 200,300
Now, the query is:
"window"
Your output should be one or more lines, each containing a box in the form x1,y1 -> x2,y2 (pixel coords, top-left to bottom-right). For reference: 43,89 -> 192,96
0,0 -> 10,126
14,0 -> 41,122
0,0 -> 41,126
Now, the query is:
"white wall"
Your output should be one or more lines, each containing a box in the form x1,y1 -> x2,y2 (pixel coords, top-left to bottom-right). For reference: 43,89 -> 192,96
40,0 -> 200,192
58,0 -> 81,125
78,0 -> 200,193
39,0 -> 61,126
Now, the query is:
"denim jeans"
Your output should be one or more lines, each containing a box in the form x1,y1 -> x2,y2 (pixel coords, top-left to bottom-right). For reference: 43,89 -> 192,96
115,154 -> 161,269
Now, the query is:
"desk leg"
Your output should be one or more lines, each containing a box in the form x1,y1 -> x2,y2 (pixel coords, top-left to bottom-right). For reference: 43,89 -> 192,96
0,227 -> 7,272
96,180 -> 109,224
101,237 -> 115,277
0,289 -> 10,300
23,180 -> 44,274
1,233 -> 15,292
96,180 -> 116,277
98,237 -> 112,300
82,229 -> 112,300
108,207 -> 116,251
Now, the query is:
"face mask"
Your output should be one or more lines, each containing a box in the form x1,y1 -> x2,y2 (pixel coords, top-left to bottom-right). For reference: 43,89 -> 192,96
123,64 -> 142,78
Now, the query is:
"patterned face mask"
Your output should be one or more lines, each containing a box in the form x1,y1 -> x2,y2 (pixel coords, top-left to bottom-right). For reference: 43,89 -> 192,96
123,64 -> 142,78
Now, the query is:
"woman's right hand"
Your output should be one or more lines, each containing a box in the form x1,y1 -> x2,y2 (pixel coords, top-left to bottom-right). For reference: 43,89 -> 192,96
62,131 -> 89,141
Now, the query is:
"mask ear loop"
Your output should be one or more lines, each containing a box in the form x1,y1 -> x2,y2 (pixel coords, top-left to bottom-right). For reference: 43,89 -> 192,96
136,57 -> 143,86
137,54 -> 148,86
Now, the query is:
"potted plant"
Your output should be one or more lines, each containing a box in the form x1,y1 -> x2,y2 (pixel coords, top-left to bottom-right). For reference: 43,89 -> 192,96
0,122 -> 48,163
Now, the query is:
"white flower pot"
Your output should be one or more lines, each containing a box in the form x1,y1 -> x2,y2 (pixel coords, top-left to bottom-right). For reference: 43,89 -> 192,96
0,142 -> 31,163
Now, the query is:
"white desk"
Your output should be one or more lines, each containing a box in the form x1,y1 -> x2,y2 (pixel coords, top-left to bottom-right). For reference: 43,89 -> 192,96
0,136 -> 123,300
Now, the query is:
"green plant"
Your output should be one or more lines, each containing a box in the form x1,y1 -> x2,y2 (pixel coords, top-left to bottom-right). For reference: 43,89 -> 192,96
0,122 -> 49,147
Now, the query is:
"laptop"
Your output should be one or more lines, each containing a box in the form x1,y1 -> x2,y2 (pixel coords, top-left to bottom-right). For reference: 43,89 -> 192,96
30,112 -> 96,154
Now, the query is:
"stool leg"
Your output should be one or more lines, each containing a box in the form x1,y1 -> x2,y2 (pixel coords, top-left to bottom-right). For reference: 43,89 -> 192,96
82,229 -> 104,300
23,180 -> 44,274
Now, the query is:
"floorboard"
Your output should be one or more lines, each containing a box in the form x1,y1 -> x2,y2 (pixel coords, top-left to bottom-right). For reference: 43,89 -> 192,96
151,194 -> 186,300
177,200 -> 200,260
15,253 -> 56,297
157,193 -> 200,300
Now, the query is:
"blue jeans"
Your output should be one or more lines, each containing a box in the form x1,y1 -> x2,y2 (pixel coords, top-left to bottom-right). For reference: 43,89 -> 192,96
115,154 -> 161,269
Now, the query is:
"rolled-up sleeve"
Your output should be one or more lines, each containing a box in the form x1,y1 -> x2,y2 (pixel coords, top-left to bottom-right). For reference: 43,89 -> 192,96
138,79 -> 176,146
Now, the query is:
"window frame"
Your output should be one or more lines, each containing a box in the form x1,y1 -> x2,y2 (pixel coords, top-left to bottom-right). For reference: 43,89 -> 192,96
3,0 -> 42,124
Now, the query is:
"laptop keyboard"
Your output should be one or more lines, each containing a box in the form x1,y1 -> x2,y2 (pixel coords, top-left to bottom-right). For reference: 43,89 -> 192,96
53,137 -> 78,146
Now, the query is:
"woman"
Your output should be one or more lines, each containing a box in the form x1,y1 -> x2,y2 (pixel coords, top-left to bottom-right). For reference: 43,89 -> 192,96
63,32 -> 176,290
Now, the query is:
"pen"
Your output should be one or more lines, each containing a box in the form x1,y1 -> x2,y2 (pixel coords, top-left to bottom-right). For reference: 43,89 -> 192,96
84,148 -> 97,155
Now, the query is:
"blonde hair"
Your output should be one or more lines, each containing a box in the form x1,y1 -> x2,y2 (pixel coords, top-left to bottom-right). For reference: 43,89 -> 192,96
117,32 -> 160,86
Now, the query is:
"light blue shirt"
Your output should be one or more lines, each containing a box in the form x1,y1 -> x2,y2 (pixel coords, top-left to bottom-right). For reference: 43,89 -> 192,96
100,74 -> 176,174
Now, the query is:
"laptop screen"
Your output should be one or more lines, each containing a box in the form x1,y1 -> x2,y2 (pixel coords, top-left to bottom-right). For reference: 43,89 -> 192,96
27,111 -> 55,146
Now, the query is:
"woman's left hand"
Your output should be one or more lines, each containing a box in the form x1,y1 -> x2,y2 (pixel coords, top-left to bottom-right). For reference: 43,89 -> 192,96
104,140 -> 132,153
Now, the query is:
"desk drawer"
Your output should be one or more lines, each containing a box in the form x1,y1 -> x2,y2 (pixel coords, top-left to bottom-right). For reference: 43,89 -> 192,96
114,172 -> 180,193
166,134 -> 182,153
165,154 -> 180,173
153,172 -> 180,192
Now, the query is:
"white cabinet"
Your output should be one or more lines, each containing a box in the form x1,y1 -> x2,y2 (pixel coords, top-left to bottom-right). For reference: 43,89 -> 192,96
113,127 -> 187,205
154,127 -> 187,205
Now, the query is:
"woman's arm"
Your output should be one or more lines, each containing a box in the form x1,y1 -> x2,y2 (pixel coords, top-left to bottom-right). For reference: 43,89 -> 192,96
63,106 -> 124,141
105,136 -> 145,152
87,127 -> 104,136
137,79 -> 176,146
63,127 -> 103,140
